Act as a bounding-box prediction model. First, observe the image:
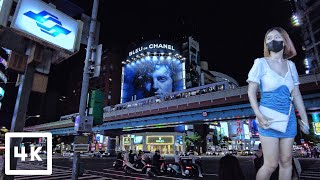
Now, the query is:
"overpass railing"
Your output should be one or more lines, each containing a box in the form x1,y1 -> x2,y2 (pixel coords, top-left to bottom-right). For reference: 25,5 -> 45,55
103,81 -> 239,118
23,72 -> 319,131
103,72 -> 320,119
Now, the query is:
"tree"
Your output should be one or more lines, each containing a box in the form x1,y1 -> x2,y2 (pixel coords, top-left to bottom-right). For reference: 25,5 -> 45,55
184,132 -> 203,153
295,120 -> 320,145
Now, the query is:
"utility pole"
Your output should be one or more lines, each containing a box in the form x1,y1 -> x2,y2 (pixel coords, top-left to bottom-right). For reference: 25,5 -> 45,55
1,42 -> 37,180
72,0 -> 99,179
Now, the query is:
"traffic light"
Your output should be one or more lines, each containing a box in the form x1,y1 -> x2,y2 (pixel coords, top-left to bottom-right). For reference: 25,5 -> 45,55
88,89 -> 104,125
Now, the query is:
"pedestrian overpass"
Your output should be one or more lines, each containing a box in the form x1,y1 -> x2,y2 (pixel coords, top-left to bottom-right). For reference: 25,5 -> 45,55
24,73 -> 320,135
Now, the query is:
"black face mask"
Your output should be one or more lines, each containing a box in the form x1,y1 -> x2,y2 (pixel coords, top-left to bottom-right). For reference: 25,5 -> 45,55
266,40 -> 284,53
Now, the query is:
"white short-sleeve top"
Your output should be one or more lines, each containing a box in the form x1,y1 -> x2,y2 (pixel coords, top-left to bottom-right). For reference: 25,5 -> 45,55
246,58 -> 300,92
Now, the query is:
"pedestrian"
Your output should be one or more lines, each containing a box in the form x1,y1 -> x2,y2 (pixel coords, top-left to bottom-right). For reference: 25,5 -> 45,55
129,150 -> 135,164
247,27 -> 310,180
174,151 -> 186,176
123,150 -> 129,162
188,150 -> 203,177
219,154 -> 245,180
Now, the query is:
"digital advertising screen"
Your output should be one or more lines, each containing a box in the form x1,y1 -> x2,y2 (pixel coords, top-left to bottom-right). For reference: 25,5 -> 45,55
220,122 -> 229,138
121,41 -> 185,103
96,134 -> 104,144
243,124 -> 250,140
133,136 -> 143,144
176,135 -> 183,145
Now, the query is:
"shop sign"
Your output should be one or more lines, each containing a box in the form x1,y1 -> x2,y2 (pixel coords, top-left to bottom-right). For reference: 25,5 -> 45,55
123,137 -> 131,145
313,122 -> 320,135
11,0 -> 81,52
146,136 -> 173,144
312,113 -> 320,122
156,138 -> 164,143
202,111 -> 208,117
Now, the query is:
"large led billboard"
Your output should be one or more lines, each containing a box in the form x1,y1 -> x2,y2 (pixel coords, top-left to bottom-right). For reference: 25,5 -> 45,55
121,41 -> 185,103
10,0 -> 81,52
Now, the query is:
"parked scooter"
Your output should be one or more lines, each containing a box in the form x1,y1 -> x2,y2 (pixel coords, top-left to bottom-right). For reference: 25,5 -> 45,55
150,156 -> 168,176
180,157 -> 202,178
123,159 -> 156,177
167,162 -> 182,177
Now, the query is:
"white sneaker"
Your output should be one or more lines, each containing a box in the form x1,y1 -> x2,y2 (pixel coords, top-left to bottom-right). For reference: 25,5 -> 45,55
199,174 -> 203,178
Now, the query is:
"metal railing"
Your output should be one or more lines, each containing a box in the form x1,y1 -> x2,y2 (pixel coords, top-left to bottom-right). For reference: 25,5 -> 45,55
104,81 -> 231,112
24,72 -> 320,131
103,72 -> 320,119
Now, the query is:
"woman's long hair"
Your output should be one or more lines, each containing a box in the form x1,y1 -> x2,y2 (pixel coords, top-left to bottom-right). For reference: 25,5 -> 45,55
219,154 -> 245,180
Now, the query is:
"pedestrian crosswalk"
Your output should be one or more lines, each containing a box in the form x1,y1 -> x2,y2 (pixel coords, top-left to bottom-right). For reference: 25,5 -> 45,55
300,160 -> 320,180
300,171 -> 320,180
13,162 -> 112,180
13,162 -> 189,180
0,157 -> 317,180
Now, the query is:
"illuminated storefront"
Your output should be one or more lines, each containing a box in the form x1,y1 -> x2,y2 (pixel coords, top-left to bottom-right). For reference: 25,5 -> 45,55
120,132 -> 185,155
91,134 -> 108,151
313,122 -> 320,136
146,136 -> 174,154
207,120 -> 259,151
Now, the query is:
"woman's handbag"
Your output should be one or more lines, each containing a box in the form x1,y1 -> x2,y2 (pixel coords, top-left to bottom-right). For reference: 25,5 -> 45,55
257,102 -> 292,133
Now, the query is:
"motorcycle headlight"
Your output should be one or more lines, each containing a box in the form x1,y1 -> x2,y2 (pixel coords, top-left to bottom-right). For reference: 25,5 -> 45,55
185,170 -> 190,175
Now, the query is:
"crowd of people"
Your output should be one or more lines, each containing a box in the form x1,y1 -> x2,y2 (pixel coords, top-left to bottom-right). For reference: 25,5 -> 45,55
115,143 -> 317,179
303,146 -> 320,158
118,149 -> 204,177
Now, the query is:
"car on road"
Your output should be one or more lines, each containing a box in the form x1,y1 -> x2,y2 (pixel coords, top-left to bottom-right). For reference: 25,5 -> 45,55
237,150 -> 254,156
62,150 -> 74,157
92,151 -> 111,157
80,151 -> 95,157
206,149 -> 214,156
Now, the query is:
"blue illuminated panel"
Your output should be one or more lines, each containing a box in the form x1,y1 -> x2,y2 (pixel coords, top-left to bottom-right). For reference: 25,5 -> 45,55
11,0 -> 79,52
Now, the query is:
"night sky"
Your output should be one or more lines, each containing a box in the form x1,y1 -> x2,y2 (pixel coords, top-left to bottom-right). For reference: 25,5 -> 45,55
93,0 -> 304,86
0,0 -> 306,128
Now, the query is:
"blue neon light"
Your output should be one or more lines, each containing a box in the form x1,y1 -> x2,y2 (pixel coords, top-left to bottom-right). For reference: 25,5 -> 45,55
23,10 -> 71,37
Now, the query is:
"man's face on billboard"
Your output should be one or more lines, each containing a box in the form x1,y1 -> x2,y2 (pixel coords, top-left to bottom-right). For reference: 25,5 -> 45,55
145,65 -> 173,96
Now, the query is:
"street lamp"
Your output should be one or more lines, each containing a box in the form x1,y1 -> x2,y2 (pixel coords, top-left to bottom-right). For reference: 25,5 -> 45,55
26,114 -> 40,120
291,14 -> 302,26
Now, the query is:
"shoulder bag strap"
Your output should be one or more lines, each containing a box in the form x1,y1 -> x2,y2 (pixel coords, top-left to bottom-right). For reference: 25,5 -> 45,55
287,60 -> 294,116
